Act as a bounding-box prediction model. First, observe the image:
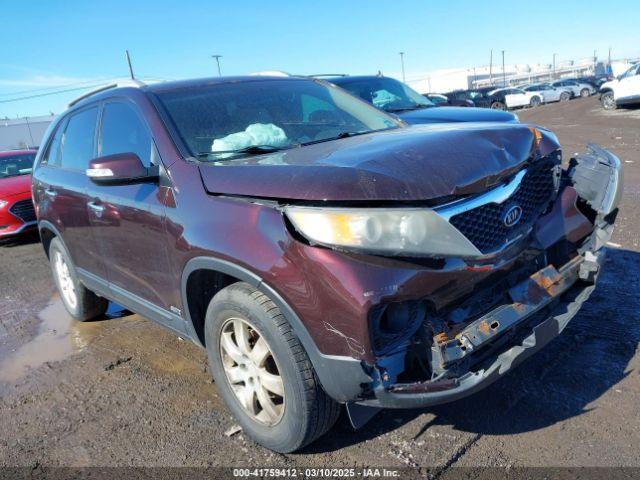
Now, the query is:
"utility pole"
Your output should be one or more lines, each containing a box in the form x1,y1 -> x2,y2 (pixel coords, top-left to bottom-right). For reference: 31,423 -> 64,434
489,49 -> 493,85
24,116 -> 35,148
211,55 -> 223,77
399,52 -> 406,83
501,50 -> 505,86
552,53 -> 557,81
125,50 -> 135,80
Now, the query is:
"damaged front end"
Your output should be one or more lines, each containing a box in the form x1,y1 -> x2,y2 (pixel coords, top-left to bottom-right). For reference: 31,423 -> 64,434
351,143 -> 622,417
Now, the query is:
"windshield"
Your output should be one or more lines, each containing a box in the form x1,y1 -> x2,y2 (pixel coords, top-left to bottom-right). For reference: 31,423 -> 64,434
0,153 -> 35,179
333,77 -> 434,112
154,79 -> 400,160
620,64 -> 639,79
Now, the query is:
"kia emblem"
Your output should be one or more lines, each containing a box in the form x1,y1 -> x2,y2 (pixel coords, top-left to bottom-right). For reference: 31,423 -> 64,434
503,205 -> 523,227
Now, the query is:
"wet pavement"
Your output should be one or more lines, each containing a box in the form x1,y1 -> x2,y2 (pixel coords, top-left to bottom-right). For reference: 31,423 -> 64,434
0,97 -> 639,473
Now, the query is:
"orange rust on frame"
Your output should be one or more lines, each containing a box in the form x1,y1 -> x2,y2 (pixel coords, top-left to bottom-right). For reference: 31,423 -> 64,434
477,320 -> 492,336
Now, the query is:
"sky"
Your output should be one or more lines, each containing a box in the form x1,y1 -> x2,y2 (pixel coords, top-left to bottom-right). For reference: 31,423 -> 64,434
1,0 -> 639,117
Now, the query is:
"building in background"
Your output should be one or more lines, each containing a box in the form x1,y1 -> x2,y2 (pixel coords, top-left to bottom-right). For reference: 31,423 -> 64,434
0,115 -> 54,151
405,57 -> 624,94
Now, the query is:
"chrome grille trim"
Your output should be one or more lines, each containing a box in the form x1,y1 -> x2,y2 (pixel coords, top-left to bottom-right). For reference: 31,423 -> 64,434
435,169 -> 527,221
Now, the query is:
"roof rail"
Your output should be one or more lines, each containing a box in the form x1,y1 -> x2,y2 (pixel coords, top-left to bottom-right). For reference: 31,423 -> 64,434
248,70 -> 292,77
309,74 -> 348,78
67,79 -> 146,108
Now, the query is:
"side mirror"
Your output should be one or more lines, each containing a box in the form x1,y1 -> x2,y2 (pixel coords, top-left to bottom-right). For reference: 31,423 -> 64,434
86,153 -> 158,185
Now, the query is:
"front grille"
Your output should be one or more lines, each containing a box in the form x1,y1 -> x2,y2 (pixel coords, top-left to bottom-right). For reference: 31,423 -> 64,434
9,199 -> 36,223
449,161 -> 558,254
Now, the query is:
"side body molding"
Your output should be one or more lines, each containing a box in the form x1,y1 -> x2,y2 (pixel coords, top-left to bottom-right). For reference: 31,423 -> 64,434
180,256 -> 372,402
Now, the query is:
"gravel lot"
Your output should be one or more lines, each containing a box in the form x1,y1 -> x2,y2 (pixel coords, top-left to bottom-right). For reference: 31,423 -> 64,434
1,97 -> 639,476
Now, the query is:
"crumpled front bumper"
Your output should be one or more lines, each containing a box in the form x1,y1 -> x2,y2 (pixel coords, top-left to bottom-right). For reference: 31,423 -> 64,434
359,144 -> 623,410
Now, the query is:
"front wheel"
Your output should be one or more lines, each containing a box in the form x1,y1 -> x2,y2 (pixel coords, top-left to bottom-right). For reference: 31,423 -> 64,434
601,91 -> 617,110
491,101 -> 506,110
559,91 -> 571,102
580,88 -> 591,98
49,237 -> 108,321
530,96 -> 541,108
204,282 -> 339,453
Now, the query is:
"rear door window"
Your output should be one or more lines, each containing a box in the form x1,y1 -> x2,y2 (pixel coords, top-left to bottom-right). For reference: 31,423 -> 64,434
100,101 -> 152,167
60,107 -> 98,171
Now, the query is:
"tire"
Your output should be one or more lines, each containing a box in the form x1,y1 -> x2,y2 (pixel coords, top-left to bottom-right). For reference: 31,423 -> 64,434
580,88 -> 590,98
48,237 -> 108,321
491,101 -> 506,110
559,91 -> 571,102
601,91 -> 617,110
204,282 -> 340,453
529,96 -> 541,108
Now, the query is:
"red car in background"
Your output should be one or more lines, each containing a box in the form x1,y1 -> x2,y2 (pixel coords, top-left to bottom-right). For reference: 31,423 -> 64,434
0,149 -> 38,238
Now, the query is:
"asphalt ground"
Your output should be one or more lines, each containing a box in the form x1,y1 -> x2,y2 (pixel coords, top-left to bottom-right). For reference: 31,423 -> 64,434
0,96 -> 638,478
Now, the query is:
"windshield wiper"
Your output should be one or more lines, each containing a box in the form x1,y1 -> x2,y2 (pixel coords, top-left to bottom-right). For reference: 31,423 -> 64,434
196,144 -> 292,158
300,130 -> 370,146
386,104 -> 431,113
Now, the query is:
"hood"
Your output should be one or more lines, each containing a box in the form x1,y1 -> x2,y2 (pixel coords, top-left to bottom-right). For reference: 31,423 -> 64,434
600,79 -> 617,90
398,106 -> 517,124
199,123 -> 559,202
0,174 -> 32,197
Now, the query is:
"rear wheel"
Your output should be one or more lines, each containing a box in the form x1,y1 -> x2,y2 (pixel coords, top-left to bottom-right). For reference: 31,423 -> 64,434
580,88 -> 591,98
601,91 -> 617,110
529,96 -> 541,108
204,282 -> 340,453
491,101 -> 506,110
49,237 -> 108,321
559,91 -> 571,102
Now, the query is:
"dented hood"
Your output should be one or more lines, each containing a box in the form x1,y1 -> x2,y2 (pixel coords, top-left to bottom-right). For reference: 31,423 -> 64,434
199,123 -> 558,202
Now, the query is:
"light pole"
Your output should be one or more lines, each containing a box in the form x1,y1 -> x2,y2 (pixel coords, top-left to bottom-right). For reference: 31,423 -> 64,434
399,52 -> 406,83
552,53 -> 557,80
501,50 -> 506,86
211,54 -> 223,77
489,49 -> 493,86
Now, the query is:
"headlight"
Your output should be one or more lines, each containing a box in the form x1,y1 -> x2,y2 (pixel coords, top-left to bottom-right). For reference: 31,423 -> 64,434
284,206 -> 482,257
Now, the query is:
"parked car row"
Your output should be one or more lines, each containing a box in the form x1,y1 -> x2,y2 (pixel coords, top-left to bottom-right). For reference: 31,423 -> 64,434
21,72 -> 621,454
439,78 -> 599,112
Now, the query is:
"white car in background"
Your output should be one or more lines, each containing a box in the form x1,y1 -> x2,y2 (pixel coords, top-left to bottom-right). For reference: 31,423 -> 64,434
521,83 -> 572,103
489,87 -> 542,109
600,63 -> 640,110
550,79 -> 595,98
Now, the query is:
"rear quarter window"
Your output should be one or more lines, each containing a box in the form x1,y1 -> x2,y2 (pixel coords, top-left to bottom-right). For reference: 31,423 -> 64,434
40,120 -> 66,167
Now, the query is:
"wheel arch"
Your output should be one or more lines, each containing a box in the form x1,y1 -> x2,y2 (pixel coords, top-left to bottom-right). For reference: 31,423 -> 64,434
38,220 -> 63,259
180,256 -> 371,402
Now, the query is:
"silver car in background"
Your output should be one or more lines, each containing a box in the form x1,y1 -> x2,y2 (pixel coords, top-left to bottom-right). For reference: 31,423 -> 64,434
522,83 -> 572,103
551,79 -> 596,98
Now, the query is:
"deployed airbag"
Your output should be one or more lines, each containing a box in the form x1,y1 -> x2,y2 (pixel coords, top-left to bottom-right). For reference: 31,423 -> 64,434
211,123 -> 289,157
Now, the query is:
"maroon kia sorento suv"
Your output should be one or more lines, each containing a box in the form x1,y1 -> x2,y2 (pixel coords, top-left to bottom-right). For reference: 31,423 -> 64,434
32,76 -> 622,452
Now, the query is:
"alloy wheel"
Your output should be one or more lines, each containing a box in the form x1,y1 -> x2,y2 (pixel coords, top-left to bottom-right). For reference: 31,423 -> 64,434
602,93 -> 616,110
54,251 -> 77,310
219,317 -> 285,426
